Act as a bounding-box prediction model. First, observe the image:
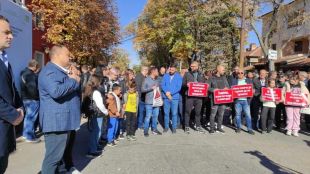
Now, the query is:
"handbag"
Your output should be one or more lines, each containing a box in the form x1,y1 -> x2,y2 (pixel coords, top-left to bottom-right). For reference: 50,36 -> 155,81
300,93 -> 310,115
152,87 -> 163,107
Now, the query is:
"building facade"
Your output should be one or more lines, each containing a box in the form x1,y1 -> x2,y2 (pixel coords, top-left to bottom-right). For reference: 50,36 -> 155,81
261,0 -> 310,70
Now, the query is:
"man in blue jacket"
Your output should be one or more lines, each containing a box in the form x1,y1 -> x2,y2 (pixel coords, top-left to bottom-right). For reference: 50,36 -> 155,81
39,45 -> 81,174
0,15 -> 24,174
161,64 -> 182,133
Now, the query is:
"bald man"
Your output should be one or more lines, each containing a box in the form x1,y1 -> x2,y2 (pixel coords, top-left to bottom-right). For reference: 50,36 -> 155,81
182,61 -> 206,134
207,65 -> 230,134
38,45 -> 81,174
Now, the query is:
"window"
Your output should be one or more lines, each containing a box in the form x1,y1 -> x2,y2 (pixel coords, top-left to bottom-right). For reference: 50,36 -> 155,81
34,13 -> 45,31
34,51 -> 45,68
294,41 -> 303,53
272,44 -> 277,51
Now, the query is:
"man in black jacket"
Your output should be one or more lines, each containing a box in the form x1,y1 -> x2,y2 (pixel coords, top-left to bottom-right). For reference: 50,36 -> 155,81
251,69 -> 268,130
20,59 -> 41,143
135,66 -> 148,130
207,65 -> 230,134
183,61 -> 206,134
0,15 -> 24,174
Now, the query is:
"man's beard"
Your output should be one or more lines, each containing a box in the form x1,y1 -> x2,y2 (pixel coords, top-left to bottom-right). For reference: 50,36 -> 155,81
169,72 -> 175,75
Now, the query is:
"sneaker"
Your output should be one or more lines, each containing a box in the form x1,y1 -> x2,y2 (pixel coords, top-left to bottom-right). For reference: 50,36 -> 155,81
172,129 -> 176,134
119,134 -> 125,140
248,130 -> 255,135
197,127 -> 205,134
185,127 -> 190,134
235,128 -> 241,133
152,130 -> 162,135
107,141 -> 117,147
217,128 -> 225,134
130,136 -> 137,141
68,167 -> 82,174
261,131 -> 266,134
267,130 -> 272,134
163,128 -> 169,133
292,130 -> 299,137
86,152 -> 102,159
25,138 -> 41,143
144,132 -> 149,137
286,130 -> 292,136
127,136 -> 131,141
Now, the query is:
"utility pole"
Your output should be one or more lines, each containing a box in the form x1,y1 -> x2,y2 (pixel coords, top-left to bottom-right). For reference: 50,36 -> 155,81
239,0 -> 246,69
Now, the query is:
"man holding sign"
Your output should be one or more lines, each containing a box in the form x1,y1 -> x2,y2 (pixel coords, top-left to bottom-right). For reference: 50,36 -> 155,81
207,65 -> 230,134
183,61 -> 206,134
231,68 -> 255,135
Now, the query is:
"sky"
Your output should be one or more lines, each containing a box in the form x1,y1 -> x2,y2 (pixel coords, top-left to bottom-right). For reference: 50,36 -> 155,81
115,0 -> 287,67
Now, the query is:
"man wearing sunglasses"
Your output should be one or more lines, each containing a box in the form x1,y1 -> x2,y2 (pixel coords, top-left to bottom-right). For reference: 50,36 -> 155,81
231,68 -> 255,135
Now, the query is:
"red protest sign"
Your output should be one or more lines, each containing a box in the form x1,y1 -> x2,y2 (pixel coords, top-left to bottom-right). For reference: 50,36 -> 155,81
284,92 -> 308,107
188,82 -> 209,97
261,87 -> 282,102
214,89 -> 234,104
232,84 -> 253,98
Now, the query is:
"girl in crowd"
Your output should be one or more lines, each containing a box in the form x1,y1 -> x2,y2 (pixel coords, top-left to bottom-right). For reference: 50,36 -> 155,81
282,75 -> 310,137
84,75 -> 109,158
260,79 -> 278,134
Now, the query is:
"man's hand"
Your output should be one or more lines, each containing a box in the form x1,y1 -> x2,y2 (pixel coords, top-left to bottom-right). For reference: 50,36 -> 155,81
69,74 -> 81,83
152,85 -> 157,90
116,112 -> 120,117
166,92 -> 171,97
12,108 -> 24,126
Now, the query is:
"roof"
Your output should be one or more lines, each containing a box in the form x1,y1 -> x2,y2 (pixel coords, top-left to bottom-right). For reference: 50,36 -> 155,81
275,54 -> 310,67
245,47 -> 264,58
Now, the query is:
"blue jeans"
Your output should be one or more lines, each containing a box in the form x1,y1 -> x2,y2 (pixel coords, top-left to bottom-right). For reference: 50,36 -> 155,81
144,105 -> 159,133
164,99 -> 179,130
235,100 -> 253,131
22,100 -> 40,140
88,117 -> 103,153
42,132 -> 69,174
107,117 -> 119,143
137,101 -> 146,129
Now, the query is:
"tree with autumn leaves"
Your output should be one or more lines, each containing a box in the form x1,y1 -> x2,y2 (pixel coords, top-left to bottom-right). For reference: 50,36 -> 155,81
31,0 -> 120,65
127,0 -> 243,70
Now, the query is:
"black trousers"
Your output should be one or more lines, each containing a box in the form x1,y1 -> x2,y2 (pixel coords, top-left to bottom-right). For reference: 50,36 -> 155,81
209,104 -> 226,130
125,112 -> 137,136
184,97 -> 203,128
251,97 -> 262,130
260,106 -> 276,132
100,115 -> 109,140
275,103 -> 286,129
0,154 -> 8,174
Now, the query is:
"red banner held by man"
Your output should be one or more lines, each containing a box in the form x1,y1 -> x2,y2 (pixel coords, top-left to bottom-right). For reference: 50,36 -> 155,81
232,84 -> 253,99
261,87 -> 282,102
214,89 -> 234,104
188,82 -> 209,97
285,92 -> 308,107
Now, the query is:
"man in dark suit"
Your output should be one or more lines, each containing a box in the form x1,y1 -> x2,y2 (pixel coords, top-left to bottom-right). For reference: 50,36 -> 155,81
39,45 -> 81,174
251,69 -> 268,130
0,15 -> 24,174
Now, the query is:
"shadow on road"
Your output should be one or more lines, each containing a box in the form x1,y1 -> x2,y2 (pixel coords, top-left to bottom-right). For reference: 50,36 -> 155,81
304,140 -> 310,147
244,151 -> 303,174
72,122 -> 93,171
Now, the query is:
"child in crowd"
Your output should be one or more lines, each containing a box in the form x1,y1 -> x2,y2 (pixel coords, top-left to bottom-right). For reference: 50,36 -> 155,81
83,75 -> 108,158
123,82 -> 139,141
106,84 -> 122,146
260,79 -> 278,134
282,75 -> 310,137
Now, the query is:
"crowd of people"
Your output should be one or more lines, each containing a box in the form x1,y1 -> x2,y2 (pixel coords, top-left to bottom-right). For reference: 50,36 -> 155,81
1,15 -> 310,174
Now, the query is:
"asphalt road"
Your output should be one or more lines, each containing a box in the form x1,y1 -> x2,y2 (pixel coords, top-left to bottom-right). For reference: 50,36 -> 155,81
6,122 -> 310,174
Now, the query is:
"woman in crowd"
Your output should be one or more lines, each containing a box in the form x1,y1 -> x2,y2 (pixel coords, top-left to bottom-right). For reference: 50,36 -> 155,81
282,75 -> 310,137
